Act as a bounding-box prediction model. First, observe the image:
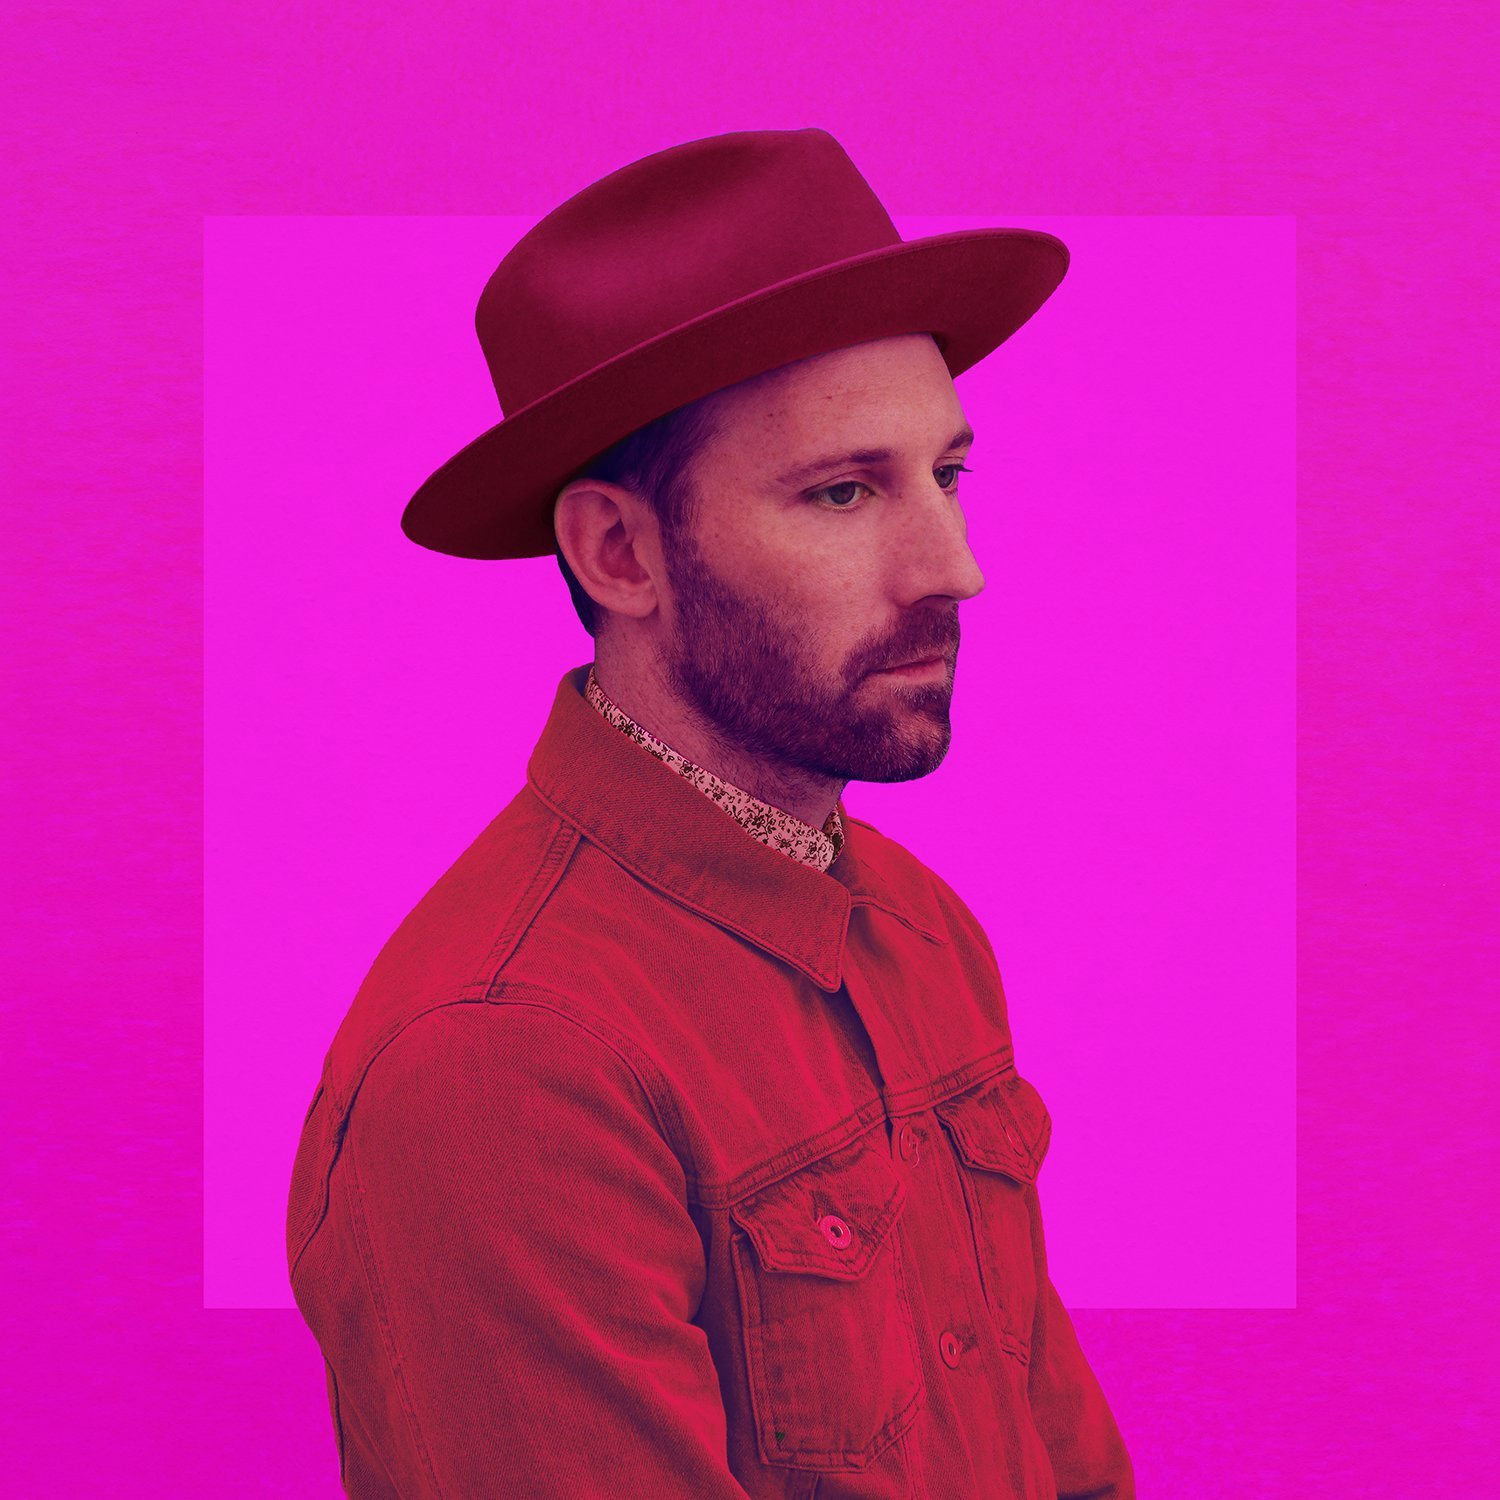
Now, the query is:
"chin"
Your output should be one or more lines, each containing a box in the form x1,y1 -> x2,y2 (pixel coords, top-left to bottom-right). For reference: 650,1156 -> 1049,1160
838,723 -> 954,784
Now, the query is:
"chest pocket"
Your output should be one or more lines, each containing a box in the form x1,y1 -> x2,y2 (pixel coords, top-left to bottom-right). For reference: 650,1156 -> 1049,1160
933,1068 -> 1052,1357
729,1127 -> 925,1483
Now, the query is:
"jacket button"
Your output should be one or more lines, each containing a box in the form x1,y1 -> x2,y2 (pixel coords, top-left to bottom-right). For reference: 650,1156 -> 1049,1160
939,1331 -> 963,1367
817,1214 -> 852,1249
898,1122 -> 920,1163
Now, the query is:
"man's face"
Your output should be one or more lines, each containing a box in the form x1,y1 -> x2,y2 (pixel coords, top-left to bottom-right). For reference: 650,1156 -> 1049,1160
654,332 -> 986,785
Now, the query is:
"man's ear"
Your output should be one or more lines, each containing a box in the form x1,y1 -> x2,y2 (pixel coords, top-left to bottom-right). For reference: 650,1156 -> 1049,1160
553,479 -> 662,624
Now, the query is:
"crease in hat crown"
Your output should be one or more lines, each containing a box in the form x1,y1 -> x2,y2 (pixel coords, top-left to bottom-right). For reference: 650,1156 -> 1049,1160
401,127 -> 1070,562
475,130 -> 903,416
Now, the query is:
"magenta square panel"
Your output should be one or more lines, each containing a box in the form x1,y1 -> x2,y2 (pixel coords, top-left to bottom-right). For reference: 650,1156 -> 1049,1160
205,214 -> 1294,1309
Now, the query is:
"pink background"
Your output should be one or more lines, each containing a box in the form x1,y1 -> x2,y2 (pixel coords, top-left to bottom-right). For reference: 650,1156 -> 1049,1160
8,2 -> 1495,1495
204,214 -> 1295,1311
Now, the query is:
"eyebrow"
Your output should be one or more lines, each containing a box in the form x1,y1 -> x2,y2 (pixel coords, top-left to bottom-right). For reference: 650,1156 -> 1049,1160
774,426 -> 976,487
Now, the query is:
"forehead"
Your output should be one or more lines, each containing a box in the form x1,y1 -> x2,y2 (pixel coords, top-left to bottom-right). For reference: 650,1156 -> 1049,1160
703,334 -> 963,459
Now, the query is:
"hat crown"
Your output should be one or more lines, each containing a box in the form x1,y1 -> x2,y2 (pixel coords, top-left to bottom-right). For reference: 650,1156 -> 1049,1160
477,129 -> 901,415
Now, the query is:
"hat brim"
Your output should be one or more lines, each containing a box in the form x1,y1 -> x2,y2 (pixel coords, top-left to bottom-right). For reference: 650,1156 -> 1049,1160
401,226 -> 1068,560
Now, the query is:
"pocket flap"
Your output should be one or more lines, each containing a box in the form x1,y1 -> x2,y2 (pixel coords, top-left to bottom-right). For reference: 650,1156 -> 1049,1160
934,1070 -> 1052,1184
729,1131 -> 907,1281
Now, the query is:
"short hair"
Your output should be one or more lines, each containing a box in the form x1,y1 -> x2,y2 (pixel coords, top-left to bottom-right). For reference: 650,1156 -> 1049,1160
553,394 -> 725,639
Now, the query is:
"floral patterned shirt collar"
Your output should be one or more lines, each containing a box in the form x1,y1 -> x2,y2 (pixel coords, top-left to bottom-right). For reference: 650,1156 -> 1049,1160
584,665 -> 845,873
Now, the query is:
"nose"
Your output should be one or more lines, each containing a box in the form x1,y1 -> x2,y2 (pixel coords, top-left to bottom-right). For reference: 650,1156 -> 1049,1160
888,476 -> 986,606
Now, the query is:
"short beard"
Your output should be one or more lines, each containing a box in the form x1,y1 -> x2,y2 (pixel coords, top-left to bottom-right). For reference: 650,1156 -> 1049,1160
655,525 -> 957,786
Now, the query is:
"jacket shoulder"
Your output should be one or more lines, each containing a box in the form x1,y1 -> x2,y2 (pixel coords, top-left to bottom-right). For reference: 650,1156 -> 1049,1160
320,784 -> 581,1127
842,812 -> 1001,965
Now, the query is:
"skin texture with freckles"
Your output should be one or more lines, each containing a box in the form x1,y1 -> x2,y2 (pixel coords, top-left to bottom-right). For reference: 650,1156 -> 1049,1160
551,332 -> 987,833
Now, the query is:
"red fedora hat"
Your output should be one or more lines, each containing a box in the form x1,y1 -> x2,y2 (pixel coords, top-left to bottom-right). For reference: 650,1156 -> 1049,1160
401,127 -> 1069,561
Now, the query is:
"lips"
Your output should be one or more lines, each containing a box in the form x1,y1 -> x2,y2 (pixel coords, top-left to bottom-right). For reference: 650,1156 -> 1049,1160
881,654 -> 945,671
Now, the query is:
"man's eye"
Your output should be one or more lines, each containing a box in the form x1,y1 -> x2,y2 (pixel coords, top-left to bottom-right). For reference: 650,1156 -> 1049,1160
812,481 -> 869,509
811,465 -> 974,510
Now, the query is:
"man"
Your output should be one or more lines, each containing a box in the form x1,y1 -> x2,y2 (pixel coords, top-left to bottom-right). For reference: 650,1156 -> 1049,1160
287,127 -> 1134,1498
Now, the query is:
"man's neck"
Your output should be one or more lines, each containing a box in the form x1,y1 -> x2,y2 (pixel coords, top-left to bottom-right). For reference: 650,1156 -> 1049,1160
591,651 -> 845,834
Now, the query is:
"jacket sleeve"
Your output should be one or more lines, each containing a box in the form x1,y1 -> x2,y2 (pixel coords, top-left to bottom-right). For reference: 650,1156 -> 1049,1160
1024,1182 -> 1136,1499
331,996 -> 752,1498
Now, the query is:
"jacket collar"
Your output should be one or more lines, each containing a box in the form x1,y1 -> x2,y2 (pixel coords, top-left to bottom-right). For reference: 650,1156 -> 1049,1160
584,664 -> 845,871
526,664 -> 948,991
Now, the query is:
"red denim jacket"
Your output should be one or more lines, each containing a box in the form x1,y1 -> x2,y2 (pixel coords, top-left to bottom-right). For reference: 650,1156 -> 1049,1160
286,663 -> 1134,1498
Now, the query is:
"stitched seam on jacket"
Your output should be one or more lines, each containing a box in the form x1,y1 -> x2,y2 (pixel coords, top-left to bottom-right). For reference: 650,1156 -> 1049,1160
287,1089 -> 333,1278
340,1133 -> 449,1500
521,778 -> 846,989
337,996 -> 701,1491
336,1367 -> 407,1498
467,817 -> 582,991
740,1222 -> 924,1466
882,1046 -> 1017,1117
851,895 -> 948,944
325,818 -> 580,1126
480,982 -> 700,1185
710,1101 -> 891,1207
838,813 -> 950,943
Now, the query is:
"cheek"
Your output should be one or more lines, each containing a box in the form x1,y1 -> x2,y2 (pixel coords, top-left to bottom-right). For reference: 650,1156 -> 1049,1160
805,566 -> 874,629
779,587 -> 866,671
731,539 -> 870,656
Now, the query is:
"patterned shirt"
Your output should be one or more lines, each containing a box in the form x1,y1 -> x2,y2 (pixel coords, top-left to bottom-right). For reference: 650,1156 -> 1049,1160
585,664 -> 845,872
